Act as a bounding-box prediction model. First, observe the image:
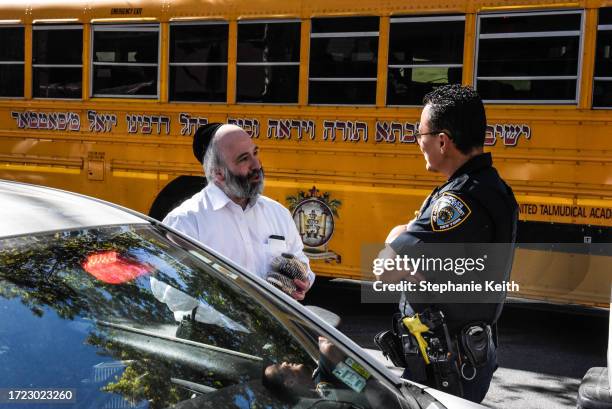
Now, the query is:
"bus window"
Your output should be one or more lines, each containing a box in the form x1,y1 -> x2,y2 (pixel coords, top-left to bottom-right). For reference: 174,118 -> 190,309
33,25 -> 83,99
0,26 -> 24,98
594,8 -> 612,108
169,22 -> 228,103
236,20 -> 300,104
91,24 -> 159,98
309,16 -> 378,105
387,15 -> 464,106
476,10 -> 583,103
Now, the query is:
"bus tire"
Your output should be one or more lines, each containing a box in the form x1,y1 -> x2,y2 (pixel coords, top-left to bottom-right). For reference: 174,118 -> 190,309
149,176 -> 207,221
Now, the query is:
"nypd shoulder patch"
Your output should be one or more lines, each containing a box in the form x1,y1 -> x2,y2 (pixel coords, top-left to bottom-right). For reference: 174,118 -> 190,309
430,192 -> 472,231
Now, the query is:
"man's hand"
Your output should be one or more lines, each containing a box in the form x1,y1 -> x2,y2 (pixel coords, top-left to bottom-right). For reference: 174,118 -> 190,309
291,278 -> 310,301
270,253 -> 311,300
384,218 -> 416,244
385,224 -> 407,244
376,245 -> 426,284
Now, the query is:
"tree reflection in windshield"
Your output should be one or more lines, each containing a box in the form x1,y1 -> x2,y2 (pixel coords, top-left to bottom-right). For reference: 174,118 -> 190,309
0,225 -> 312,408
0,224 -> 411,409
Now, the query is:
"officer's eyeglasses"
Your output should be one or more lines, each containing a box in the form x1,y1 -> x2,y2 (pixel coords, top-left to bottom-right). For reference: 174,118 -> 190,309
414,130 -> 445,141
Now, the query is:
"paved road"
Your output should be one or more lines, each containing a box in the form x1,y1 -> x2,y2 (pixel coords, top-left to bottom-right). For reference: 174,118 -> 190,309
306,280 -> 609,409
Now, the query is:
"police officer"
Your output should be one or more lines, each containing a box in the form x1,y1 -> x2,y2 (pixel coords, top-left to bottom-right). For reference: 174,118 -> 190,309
378,85 -> 518,403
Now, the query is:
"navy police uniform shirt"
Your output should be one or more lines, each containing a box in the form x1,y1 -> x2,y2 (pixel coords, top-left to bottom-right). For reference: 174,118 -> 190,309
390,153 -> 519,330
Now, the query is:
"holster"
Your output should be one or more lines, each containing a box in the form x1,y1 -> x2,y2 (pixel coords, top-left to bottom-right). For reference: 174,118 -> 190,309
400,309 -> 463,395
397,315 -> 428,382
428,355 -> 463,397
457,322 -> 493,384
460,323 -> 490,369
373,330 -> 406,368
376,310 -> 495,398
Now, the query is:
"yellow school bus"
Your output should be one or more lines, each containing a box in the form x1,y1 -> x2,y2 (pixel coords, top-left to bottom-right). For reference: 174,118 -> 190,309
0,0 -> 610,307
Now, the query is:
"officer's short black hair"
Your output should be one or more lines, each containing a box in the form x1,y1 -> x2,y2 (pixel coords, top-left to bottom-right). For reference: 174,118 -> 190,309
422,85 -> 486,154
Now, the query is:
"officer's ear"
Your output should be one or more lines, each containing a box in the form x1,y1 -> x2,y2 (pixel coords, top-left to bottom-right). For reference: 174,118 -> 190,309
439,131 -> 452,154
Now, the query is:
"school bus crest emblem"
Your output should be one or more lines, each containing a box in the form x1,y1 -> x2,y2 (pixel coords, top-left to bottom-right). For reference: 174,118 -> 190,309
287,186 -> 341,262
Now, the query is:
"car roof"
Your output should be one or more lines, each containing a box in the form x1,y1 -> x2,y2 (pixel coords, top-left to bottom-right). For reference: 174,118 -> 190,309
0,180 -> 147,238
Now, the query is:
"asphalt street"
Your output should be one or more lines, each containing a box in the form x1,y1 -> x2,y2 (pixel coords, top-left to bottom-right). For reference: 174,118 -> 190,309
306,279 -> 610,409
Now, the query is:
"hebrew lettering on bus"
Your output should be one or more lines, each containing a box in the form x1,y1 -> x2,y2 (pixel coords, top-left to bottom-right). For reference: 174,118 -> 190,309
267,119 -> 290,139
179,113 -> 208,136
322,121 -> 336,141
11,111 -> 81,132
267,119 -> 315,140
126,114 -> 170,135
87,110 -> 117,133
485,124 -> 531,146
322,120 -> 368,142
228,118 -> 260,138
375,121 -> 417,143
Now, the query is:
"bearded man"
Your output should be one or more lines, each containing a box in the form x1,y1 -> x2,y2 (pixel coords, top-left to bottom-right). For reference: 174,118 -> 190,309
163,123 -> 314,300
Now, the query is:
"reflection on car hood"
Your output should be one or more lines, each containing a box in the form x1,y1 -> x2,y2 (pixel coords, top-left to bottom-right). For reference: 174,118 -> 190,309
420,384 -> 488,408
0,180 -> 146,237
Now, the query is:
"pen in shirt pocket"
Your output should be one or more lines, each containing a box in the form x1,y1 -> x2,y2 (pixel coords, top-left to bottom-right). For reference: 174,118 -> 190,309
269,234 -> 285,241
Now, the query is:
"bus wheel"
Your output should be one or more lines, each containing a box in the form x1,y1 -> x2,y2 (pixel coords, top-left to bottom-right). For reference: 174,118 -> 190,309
149,176 -> 206,221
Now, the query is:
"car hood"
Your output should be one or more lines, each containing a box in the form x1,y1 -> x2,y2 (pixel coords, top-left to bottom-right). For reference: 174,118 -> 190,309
0,180 -> 145,237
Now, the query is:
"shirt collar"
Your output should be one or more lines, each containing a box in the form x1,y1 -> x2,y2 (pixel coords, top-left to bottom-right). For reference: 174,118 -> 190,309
449,152 -> 492,181
206,183 -> 261,211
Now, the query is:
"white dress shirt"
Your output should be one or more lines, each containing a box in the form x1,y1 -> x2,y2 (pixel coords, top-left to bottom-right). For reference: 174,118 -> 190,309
163,183 -> 315,285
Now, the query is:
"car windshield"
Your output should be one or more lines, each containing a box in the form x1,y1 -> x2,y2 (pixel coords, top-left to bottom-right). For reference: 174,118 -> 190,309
0,224 -> 413,409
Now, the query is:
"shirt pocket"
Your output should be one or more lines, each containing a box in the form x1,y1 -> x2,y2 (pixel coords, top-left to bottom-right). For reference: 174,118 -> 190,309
264,236 -> 288,272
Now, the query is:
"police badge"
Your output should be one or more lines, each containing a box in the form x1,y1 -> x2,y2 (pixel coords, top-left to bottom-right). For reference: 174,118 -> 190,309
430,192 -> 472,231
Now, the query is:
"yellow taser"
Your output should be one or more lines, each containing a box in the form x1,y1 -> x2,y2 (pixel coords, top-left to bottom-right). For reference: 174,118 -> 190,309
402,315 -> 430,365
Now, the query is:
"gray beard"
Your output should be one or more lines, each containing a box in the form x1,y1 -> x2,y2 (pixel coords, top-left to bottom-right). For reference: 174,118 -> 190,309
221,167 -> 264,201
